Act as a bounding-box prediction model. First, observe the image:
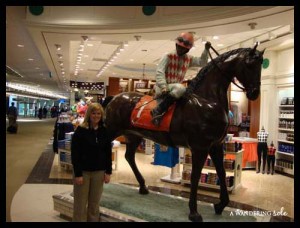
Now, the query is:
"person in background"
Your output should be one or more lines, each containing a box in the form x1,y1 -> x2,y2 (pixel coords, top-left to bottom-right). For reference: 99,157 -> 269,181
34,106 -> 38,118
7,102 -> 18,130
71,103 -> 113,222
267,141 -> 276,175
98,94 -> 105,106
151,31 -> 211,126
43,106 -> 48,118
257,126 -> 269,174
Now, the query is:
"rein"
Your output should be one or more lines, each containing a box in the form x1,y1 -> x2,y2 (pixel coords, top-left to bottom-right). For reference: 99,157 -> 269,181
134,96 -> 160,110
208,45 -> 246,92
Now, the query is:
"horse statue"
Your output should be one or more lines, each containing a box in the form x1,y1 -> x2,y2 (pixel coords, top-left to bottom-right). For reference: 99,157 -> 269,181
104,44 -> 264,222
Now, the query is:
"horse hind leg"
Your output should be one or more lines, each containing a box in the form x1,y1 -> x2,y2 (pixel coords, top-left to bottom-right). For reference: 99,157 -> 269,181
209,144 -> 230,214
124,135 -> 149,195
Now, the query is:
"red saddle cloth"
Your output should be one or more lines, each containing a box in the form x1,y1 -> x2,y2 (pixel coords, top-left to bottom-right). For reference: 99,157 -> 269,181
130,95 -> 176,131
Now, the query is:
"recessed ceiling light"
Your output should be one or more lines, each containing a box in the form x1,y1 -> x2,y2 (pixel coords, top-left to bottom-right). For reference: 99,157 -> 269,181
17,44 -> 24,48
28,58 -> 34,61
217,44 -> 224,47
213,36 -> 219,40
55,44 -> 61,51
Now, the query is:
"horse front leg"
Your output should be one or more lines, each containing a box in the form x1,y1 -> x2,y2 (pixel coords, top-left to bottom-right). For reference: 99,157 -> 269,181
209,144 -> 229,214
188,148 -> 209,222
124,135 -> 149,195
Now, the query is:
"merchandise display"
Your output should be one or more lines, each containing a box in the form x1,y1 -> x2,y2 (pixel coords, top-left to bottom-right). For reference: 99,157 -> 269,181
276,94 -> 294,176
181,146 -> 243,192
53,113 -> 75,153
58,138 -> 119,171
231,137 -> 258,169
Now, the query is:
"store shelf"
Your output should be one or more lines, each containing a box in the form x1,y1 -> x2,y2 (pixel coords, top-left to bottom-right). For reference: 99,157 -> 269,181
180,179 -> 234,191
184,163 -> 235,172
277,151 -> 294,156
276,94 -> 294,177
181,148 -> 243,192
278,128 -> 294,132
277,139 -> 294,144
279,105 -> 294,107
275,165 -> 294,175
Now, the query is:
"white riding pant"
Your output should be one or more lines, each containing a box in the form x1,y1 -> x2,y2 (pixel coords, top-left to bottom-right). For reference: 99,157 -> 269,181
154,83 -> 186,99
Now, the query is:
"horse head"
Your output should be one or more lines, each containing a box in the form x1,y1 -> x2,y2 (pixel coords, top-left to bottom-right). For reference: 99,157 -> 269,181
235,44 -> 265,100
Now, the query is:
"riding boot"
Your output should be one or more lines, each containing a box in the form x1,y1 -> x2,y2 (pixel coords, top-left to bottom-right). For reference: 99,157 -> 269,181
151,95 -> 176,126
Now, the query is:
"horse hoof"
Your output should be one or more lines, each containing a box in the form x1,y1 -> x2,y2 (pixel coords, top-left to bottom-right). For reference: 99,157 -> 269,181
188,213 -> 203,222
214,202 -> 228,215
139,186 -> 149,195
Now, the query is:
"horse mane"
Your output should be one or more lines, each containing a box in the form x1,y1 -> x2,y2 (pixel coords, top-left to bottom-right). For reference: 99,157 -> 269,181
186,47 -> 252,95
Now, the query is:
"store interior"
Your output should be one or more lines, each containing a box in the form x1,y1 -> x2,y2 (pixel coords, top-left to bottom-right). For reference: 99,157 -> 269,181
6,6 -> 294,222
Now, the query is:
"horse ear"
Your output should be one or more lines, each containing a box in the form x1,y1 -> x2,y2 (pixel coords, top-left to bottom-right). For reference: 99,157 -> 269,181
250,43 -> 258,55
261,48 -> 265,56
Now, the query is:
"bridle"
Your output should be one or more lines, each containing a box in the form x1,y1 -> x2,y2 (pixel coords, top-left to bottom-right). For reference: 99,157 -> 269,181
207,45 -> 247,92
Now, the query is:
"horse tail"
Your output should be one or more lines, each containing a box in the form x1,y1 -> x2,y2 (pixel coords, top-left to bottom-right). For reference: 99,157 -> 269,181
102,96 -> 114,109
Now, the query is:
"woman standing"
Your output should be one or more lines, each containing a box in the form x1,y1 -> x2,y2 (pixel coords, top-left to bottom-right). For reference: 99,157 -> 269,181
71,103 -> 112,222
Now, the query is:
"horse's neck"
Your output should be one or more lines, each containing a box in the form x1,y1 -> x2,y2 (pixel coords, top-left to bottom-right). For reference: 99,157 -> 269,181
194,67 -> 232,109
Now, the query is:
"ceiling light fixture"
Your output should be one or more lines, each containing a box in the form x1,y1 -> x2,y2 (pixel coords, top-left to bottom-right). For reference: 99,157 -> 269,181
142,63 -> 146,80
134,35 -> 141,41
97,42 -> 128,77
82,36 -> 89,42
55,44 -> 61,51
248,22 -> 257,30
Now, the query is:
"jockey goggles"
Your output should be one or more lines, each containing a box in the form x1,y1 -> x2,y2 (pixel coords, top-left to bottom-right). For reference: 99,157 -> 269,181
176,37 -> 193,47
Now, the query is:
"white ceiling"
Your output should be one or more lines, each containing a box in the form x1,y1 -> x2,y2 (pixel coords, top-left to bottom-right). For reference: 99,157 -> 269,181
6,6 -> 294,98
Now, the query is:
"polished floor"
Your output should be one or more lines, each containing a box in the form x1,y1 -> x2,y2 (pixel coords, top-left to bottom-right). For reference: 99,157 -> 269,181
6,117 -> 294,222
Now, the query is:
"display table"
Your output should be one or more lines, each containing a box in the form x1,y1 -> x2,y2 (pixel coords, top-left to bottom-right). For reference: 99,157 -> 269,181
225,137 -> 258,169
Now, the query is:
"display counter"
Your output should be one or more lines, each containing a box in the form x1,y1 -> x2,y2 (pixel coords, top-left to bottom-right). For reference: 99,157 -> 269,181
225,137 -> 258,169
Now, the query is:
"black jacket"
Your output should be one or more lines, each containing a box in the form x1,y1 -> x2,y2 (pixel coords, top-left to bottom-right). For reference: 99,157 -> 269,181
71,124 -> 112,177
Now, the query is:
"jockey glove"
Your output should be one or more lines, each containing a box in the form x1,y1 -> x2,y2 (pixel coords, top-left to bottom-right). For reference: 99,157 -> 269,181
205,41 -> 211,51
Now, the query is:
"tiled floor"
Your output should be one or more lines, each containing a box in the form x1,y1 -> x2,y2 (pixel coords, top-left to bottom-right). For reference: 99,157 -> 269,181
7,118 -> 294,222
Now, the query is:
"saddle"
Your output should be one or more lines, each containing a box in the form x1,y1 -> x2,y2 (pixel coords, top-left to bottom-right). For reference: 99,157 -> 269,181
130,95 -> 176,131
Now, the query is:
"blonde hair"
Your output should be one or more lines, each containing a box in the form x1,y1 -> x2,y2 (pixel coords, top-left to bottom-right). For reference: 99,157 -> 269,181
80,103 -> 104,129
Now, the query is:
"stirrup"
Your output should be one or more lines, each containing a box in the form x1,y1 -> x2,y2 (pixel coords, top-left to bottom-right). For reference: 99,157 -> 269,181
151,117 -> 162,127
150,110 -> 165,126
151,112 -> 165,120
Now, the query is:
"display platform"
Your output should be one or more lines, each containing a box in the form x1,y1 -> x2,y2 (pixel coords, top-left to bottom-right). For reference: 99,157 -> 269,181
53,183 -> 270,222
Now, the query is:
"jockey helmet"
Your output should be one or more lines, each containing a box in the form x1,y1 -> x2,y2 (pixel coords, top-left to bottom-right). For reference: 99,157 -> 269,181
176,32 -> 194,49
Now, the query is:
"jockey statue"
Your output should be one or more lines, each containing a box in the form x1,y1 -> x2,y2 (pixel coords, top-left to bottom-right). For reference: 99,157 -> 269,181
151,32 -> 211,126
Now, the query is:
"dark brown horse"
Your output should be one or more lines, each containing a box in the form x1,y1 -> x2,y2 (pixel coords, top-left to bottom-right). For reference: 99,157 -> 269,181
104,45 -> 264,222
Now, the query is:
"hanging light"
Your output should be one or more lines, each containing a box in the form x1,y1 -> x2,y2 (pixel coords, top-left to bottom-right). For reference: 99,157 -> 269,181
142,63 -> 146,81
